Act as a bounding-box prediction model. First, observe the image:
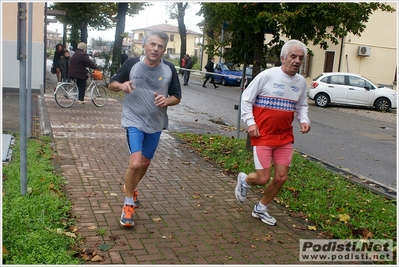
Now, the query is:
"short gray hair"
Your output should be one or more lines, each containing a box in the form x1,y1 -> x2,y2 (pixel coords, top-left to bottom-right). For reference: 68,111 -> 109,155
143,30 -> 169,46
280,40 -> 307,60
77,42 -> 87,51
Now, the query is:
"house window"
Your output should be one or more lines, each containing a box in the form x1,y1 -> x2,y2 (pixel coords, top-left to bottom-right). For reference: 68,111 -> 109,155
170,34 -> 174,42
167,48 -> 175,54
299,54 -> 311,77
323,51 -> 335,72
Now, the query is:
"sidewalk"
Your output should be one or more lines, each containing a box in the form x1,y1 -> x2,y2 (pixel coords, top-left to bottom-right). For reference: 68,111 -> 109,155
41,92 -> 331,265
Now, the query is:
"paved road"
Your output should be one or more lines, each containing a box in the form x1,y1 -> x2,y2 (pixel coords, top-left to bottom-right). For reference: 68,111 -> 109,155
167,75 -> 397,197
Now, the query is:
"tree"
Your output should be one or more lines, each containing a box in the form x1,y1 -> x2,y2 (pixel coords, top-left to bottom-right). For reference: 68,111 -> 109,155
110,3 -> 146,75
50,3 -> 117,48
199,2 -> 395,79
168,2 -> 189,69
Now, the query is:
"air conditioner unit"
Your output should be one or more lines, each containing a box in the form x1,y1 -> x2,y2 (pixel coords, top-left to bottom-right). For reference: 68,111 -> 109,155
358,46 -> 371,57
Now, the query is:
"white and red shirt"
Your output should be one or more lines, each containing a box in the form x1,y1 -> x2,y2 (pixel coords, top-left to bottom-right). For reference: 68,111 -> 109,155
241,67 -> 310,146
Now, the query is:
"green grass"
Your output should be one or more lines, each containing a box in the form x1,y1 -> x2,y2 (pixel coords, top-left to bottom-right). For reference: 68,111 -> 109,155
2,135 -> 82,264
175,133 -> 397,243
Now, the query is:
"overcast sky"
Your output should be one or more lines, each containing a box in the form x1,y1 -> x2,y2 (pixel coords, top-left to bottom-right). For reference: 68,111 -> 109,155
47,2 -> 203,41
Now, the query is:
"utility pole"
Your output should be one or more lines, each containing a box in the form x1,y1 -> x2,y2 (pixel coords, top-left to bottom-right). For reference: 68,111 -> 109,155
17,2 -> 27,195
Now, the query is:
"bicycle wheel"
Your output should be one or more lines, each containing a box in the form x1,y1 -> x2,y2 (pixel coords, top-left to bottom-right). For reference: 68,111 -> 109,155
91,83 -> 108,107
54,83 -> 78,108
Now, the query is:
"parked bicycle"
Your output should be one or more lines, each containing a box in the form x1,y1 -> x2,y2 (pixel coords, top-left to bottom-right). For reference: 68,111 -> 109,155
54,69 -> 108,108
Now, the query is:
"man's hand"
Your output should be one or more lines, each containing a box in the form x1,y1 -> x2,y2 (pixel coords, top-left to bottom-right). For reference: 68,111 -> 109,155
247,124 -> 260,137
154,92 -> 168,107
300,123 -> 311,134
119,80 -> 135,93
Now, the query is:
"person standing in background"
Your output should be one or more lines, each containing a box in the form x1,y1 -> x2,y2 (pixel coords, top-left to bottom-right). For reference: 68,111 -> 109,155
53,43 -> 64,82
183,54 -> 193,86
180,55 -> 186,76
60,50 -> 71,82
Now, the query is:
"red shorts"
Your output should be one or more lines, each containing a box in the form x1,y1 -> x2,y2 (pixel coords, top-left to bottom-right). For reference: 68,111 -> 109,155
253,143 -> 293,170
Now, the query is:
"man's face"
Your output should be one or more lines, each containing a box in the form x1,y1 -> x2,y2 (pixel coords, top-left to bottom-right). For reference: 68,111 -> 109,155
281,46 -> 304,76
143,35 -> 166,64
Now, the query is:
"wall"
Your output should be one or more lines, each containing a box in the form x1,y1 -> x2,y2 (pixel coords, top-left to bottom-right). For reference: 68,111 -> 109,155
2,2 -> 45,90
305,2 -> 397,88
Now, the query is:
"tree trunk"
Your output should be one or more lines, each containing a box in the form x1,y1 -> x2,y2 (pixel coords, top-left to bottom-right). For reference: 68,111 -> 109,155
252,30 -> 264,79
177,3 -> 188,67
80,24 -> 88,44
111,3 -> 128,75
69,26 -> 79,52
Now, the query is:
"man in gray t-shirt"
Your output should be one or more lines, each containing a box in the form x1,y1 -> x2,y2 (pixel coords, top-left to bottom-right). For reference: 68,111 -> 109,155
108,30 -> 182,227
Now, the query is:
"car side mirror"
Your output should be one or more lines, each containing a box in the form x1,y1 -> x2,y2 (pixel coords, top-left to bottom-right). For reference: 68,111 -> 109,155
364,86 -> 370,91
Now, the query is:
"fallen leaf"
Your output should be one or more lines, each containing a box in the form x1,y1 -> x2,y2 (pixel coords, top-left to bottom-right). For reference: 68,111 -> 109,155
69,226 -> 79,232
98,243 -> 113,251
262,235 -> 273,242
109,235 -> 120,241
292,224 -> 306,230
338,214 -> 350,223
91,255 -> 103,262
48,183 -> 62,198
308,225 -> 317,231
192,195 -> 200,199
352,227 -> 373,239
110,193 -> 118,196
88,225 -> 98,230
152,218 -> 162,222
64,232 -> 77,238
286,186 -> 296,193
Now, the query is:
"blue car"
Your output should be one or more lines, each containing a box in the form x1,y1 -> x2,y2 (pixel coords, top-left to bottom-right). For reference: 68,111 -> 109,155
213,63 -> 242,86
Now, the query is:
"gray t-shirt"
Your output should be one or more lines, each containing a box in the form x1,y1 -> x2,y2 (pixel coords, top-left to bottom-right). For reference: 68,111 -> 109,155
110,56 -> 182,133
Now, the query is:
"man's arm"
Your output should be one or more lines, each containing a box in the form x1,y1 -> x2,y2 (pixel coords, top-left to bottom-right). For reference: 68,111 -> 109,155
108,80 -> 135,94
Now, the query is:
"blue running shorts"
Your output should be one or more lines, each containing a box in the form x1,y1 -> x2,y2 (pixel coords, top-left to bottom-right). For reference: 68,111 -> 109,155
126,127 -> 161,159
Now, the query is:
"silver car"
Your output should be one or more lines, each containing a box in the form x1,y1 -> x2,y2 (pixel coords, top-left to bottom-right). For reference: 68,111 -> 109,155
308,72 -> 397,111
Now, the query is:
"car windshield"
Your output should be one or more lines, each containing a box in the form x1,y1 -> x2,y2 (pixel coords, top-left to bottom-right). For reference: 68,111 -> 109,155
227,64 -> 241,71
221,65 -> 230,71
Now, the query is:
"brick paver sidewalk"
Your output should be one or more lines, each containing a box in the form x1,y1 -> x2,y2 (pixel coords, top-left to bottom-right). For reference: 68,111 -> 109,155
44,94 -> 324,264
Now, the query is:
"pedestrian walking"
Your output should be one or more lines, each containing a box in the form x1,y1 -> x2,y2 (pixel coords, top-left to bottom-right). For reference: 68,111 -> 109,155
183,54 -> 193,86
108,30 -> 182,227
202,58 -> 218,89
235,39 -> 311,225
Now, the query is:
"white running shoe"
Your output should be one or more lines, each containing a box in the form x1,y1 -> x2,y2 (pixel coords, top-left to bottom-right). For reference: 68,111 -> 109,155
252,204 -> 277,225
235,172 -> 248,203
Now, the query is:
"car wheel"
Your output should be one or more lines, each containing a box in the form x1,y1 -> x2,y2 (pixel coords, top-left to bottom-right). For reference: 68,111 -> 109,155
221,78 -> 226,86
315,93 -> 330,107
374,98 -> 391,112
